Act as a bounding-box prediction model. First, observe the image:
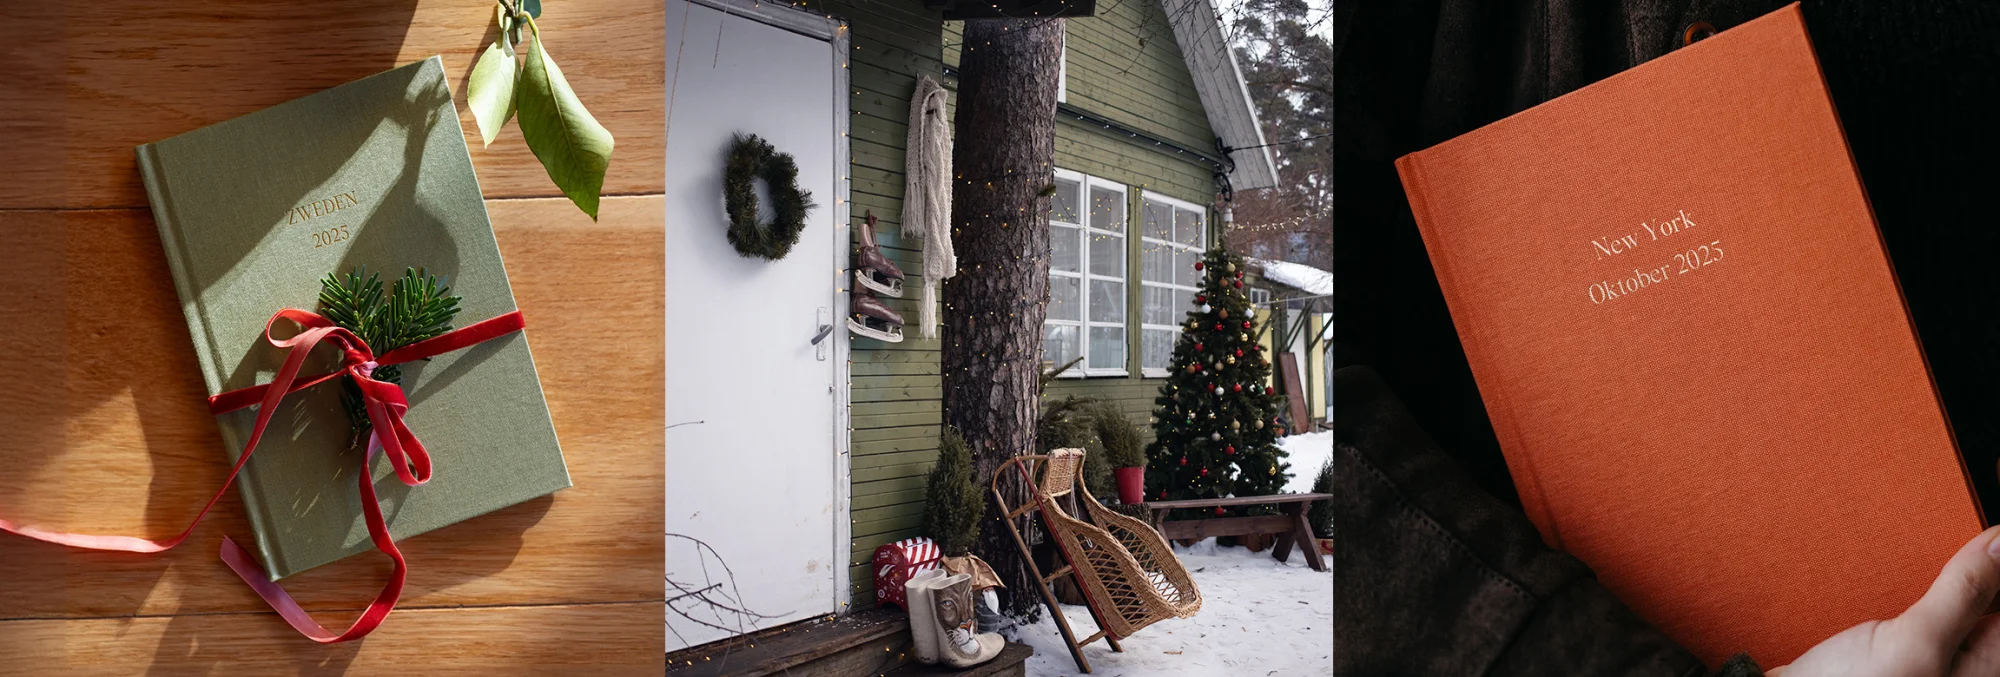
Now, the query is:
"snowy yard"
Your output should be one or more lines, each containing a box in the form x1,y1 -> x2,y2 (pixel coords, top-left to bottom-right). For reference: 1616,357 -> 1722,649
1008,539 -> 1333,676
1279,431 -> 1333,493
996,431 -> 1335,676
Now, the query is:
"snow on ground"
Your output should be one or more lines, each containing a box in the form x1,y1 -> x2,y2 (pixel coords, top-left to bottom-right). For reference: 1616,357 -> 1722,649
1280,431 -> 1333,493
1009,540 -> 1332,676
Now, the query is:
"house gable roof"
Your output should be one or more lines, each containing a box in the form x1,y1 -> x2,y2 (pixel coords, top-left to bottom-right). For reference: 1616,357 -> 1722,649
1161,0 -> 1280,191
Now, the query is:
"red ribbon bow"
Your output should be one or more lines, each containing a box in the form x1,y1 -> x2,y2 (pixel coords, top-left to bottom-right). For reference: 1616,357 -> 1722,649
0,307 -> 526,642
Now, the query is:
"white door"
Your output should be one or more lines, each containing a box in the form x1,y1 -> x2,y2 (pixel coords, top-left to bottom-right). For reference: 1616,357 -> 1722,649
664,0 -> 850,653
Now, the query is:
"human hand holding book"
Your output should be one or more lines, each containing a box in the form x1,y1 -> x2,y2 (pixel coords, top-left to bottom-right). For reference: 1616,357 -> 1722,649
1773,526 -> 2000,676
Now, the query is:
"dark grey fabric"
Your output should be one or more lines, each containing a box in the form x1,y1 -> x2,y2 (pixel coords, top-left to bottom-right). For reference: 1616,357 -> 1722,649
1334,366 -> 1762,676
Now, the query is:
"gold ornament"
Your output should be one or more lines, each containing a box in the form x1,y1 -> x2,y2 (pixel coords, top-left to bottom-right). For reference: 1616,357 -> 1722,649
1227,262 -> 1237,273
1226,356 -> 1236,365
1238,333 -> 1248,342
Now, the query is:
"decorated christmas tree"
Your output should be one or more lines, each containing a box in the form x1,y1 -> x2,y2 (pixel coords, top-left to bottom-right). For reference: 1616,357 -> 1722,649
1145,247 -> 1290,514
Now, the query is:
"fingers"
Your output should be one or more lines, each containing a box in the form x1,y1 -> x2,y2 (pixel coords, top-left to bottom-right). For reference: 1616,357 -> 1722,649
1955,614 -> 2000,675
1897,525 -> 2000,652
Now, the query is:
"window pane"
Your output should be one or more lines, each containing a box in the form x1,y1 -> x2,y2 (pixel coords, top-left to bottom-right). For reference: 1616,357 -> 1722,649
1140,240 -> 1171,283
1142,199 -> 1172,241
1174,289 -> 1193,323
1044,324 -> 1080,368
1052,178 -> 1081,224
1142,328 -> 1175,371
1048,276 -> 1080,321
1051,224 -> 1080,273
1175,207 -> 1203,246
1090,186 -> 1125,233
1175,248 -> 1200,286
1089,279 -> 1124,323
1089,232 -> 1123,277
1088,326 -> 1125,371
1142,285 -> 1173,325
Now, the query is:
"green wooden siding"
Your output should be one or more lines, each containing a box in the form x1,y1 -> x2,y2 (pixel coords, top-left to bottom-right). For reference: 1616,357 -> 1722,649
838,0 -> 1224,608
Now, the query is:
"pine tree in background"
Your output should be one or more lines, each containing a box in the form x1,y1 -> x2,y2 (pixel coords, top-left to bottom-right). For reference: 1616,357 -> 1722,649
1145,247 -> 1290,514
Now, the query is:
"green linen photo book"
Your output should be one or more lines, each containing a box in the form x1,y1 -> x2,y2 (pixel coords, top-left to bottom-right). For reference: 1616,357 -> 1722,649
135,56 -> 570,580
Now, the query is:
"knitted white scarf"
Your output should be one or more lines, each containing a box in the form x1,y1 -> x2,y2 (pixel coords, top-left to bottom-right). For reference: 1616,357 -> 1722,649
904,75 -> 955,339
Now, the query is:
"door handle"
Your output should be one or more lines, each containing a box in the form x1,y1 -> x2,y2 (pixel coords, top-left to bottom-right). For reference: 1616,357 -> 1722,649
811,323 -> 834,346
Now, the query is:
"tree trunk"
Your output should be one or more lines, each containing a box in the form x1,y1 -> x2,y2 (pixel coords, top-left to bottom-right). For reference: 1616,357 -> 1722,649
941,17 -> 1064,618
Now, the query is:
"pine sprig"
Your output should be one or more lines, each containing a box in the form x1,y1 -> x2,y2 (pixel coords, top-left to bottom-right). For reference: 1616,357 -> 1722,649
318,266 -> 464,444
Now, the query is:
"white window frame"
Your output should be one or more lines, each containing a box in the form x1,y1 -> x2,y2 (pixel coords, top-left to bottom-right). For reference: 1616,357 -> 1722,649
1138,191 -> 1208,378
1048,168 -> 1130,378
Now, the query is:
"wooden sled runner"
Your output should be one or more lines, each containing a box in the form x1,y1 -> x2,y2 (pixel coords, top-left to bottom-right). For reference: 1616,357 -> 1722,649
991,449 -> 1202,673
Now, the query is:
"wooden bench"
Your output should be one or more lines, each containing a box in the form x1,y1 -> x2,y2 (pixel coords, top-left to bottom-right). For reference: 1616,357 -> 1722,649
1141,493 -> 1331,572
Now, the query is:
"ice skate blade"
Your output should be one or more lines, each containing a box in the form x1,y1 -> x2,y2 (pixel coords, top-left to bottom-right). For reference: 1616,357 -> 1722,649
848,317 -> 905,343
854,270 -> 905,298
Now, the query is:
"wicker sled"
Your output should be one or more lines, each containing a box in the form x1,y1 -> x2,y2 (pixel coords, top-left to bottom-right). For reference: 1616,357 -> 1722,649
991,449 -> 1202,673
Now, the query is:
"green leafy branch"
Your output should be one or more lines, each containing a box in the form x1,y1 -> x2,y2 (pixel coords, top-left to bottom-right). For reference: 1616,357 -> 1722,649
468,0 -> 615,220
319,267 -> 464,443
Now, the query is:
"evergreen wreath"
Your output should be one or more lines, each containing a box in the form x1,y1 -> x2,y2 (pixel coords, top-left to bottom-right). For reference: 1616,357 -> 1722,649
724,133 -> 816,260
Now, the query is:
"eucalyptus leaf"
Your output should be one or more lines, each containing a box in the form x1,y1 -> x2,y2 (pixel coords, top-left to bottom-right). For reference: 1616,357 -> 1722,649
517,29 -> 613,219
468,40 -> 518,147
522,0 -> 542,18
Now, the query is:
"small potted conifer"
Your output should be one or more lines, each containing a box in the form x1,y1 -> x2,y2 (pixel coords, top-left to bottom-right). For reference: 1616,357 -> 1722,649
1087,404 -> 1148,505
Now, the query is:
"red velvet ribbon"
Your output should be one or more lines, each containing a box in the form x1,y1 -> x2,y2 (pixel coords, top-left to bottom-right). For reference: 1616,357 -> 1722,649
0,308 -> 526,642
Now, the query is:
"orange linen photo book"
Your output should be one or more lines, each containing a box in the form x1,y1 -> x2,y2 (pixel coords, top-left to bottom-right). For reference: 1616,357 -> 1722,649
1396,3 -> 1984,668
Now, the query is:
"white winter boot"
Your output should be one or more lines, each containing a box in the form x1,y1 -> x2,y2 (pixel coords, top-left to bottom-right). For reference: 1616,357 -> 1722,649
926,573 -> 1005,668
902,567 -> 947,664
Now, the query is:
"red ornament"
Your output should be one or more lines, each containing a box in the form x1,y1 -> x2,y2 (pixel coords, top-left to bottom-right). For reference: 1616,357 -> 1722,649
1195,261 -> 1205,271
1199,468 -> 1209,476
1234,280 -> 1243,289
1213,506 -> 1226,516
1196,294 -> 1207,304
1236,270 -> 1244,279
1242,321 -> 1252,329
1232,384 -> 1242,393
1179,457 -> 1188,466
1225,445 -> 1235,455
1214,324 -> 1224,331
1192,363 -> 1203,372
1234,349 -> 1243,357
1196,343 -> 1205,351
1253,344 -> 1264,352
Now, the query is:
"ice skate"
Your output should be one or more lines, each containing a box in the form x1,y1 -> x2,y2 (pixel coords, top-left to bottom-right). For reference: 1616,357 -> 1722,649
848,288 -> 906,343
853,211 -> 906,298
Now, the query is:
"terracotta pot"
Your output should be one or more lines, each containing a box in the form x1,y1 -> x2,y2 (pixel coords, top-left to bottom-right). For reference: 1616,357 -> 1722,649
1114,467 -> 1146,504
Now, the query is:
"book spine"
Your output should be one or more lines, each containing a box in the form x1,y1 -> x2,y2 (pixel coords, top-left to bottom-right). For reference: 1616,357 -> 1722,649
1394,153 -> 1564,549
135,144 -> 285,578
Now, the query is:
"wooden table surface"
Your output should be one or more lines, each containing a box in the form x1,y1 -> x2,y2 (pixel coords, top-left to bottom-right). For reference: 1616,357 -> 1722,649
0,1 -> 666,673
